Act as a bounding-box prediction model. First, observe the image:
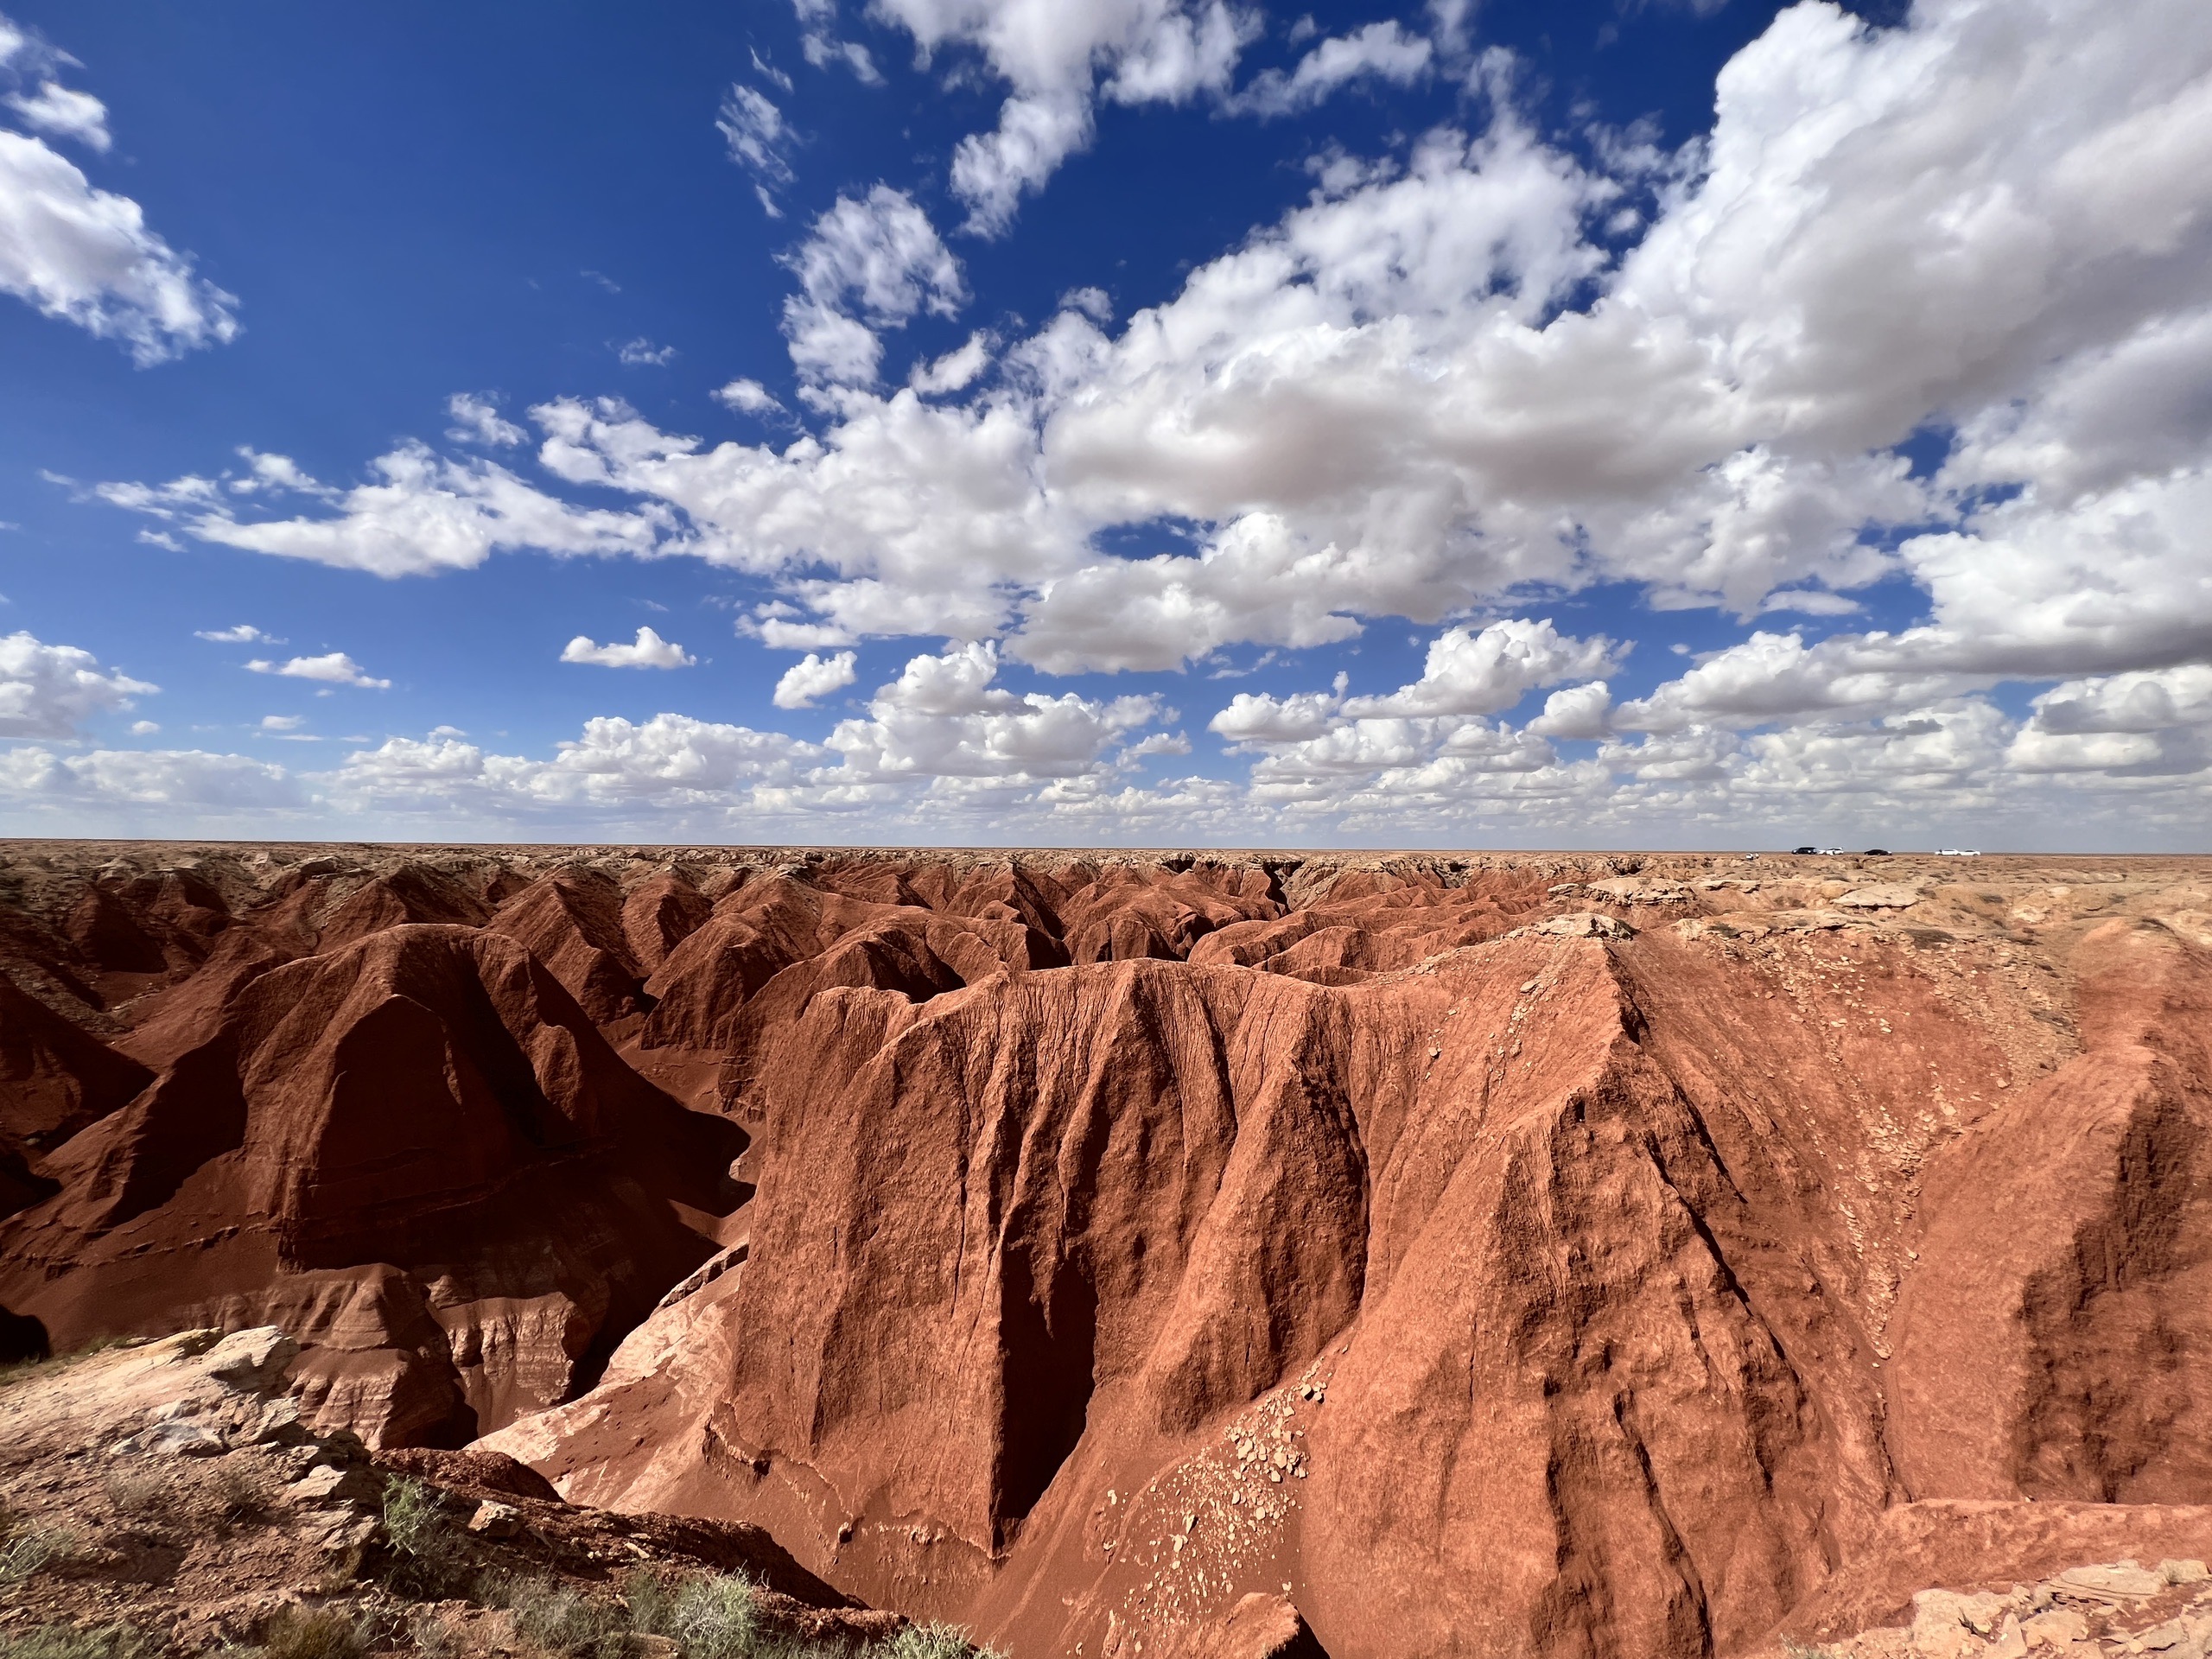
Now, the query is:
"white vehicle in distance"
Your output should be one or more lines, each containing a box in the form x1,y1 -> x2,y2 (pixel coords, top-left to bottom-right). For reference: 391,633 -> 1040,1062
1936,848 -> 1982,856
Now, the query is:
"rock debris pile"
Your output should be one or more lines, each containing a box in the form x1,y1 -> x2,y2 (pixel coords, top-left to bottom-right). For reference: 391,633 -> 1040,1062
1802,1555 -> 2212,1657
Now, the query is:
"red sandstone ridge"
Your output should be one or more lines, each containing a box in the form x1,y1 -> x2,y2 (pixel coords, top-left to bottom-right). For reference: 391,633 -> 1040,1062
5,842 -> 2212,1658
3,889 -> 743,1446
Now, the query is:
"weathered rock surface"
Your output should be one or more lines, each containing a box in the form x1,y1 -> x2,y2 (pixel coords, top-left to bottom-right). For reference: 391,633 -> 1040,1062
0,1326 -> 912,1657
1172,1592 -> 1328,1659
0,971 -> 150,1217
2,907 -> 745,1446
1770,1537 -> 2212,1657
4,842 -> 2212,1659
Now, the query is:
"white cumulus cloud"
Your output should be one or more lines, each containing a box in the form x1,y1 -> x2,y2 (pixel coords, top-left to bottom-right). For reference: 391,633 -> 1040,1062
1340,619 -> 1620,718
0,129 -> 238,363
96,439 -> 672,576
825,639 -> 1165,781
714,377 -> 785,415
791,0 -> 881,81
1228,20 -> 1434,118
1525,680 -> 1614,741
330,713 -> 823,812
0,629 -> 156,737
869,0 -> 1251,233
246,652 -> 391,689
911,330 -> 992,395
773,649 -> 859,709
0,746 -> 302,812
1202,620 -> 1614,810
560,626 -> 696,669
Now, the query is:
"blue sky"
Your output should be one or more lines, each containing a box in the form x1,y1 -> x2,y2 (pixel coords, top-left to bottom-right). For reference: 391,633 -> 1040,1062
1,0 -> 2208,849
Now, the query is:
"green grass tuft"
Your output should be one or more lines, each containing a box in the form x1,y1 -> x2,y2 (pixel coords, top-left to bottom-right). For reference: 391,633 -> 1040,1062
0,1522 -> 81,1591
665,1574 -> 757,1659
379,1476 -> 466,1599
482,1573 -> 626,1659
256,1607 -> 366,1659
882,1625 -> 1001,1659
0,1625 -> 148,1659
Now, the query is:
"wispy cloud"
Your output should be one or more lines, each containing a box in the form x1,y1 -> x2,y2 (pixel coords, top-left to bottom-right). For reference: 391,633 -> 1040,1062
5,79 -> 111,150
446,392 -> 525,447
780,187 -> 964,386
718,82 -> 798,216
791,0 -> 880,83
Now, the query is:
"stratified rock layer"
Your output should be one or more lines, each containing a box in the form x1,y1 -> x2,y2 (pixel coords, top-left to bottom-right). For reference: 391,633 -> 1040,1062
5,841 -> 2212,1659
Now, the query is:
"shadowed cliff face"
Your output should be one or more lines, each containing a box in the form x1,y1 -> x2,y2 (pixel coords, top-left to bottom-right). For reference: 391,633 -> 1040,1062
5,842 -> 2212,1658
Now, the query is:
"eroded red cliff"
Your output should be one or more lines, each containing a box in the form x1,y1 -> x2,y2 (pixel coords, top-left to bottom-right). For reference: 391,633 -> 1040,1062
4,842 -> 2212,1658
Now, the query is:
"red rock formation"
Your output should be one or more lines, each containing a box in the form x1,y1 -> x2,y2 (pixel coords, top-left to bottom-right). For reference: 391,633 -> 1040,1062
315,862 -> 494,950
0,974 -> 151,1161
490,865 -> 650,1023
4,842 -> 2212,1659
0,973 -> 150,1217
1,918 -> 743,1446
621,868 -> 714,976
1775,1500 -> 2212,1645
1173,1593 -> 1328,1659
1885,917 -> 2212,1506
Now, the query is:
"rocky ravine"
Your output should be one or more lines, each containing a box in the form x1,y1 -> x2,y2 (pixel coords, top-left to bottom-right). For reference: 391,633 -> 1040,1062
3,840 -> 2212,1659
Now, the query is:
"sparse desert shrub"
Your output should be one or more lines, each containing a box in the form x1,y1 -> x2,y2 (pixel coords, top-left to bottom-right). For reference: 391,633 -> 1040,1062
499,1567 -> 1002,1659
101,1466 -> 176,1521
0,1522 -> 80,1590
381,1477 -> 463,1598
383,1478 -> 448,1557
666,1574 -> 756,1659
487,1573 -> 623,1659
882,1624 -> 1000,1659
0,1624 -> 147,1659
208,1459 -> 277,1528
408,1607 -> 461,1659
620,1568 -> 679,1638
257,1606 -> 366,1659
